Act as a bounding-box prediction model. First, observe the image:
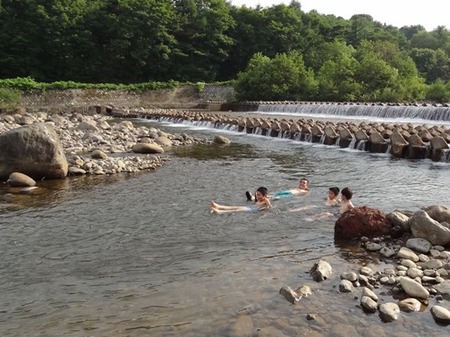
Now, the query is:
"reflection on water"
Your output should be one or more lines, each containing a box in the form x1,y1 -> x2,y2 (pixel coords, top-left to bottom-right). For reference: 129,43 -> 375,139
0,120 -> 449,336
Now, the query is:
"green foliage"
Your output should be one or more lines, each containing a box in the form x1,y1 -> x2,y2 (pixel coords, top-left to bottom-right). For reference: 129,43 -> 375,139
234,51 -> 317,101
0,77 -> 181,91
195,82 -> 205,93
426,80 -> 450,103
0,87 -> 22,108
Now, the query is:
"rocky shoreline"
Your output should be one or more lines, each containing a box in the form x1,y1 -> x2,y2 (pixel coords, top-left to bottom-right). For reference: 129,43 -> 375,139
0,108 -> 233,185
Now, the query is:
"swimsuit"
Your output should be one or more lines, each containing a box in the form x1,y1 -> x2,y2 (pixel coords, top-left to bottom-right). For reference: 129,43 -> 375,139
273,190 -> 293,198
246,205 -> 261,212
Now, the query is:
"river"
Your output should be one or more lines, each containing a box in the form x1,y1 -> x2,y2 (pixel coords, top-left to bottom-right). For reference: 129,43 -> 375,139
0,114 -> 449,336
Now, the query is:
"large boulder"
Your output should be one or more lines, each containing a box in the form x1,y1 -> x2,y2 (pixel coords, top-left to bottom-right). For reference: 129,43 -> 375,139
408,210 -> 450,246
334,206 -> 392,239
424,205 -> 450,224
0,123 -> 68,180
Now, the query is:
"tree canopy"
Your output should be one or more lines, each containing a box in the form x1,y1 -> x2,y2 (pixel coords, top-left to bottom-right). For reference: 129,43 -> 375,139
0,0 -> 449,101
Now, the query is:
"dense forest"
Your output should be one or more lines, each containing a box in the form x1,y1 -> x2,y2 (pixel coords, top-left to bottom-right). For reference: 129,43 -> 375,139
1,0 -> 450,102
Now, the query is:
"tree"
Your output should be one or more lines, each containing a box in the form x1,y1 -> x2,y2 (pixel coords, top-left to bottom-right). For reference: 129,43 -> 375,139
234,51 -> 317,101
171,0 -> 235,81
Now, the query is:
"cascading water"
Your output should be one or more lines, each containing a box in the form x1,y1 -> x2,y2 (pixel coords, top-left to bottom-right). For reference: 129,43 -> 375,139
256,103 -> 450,122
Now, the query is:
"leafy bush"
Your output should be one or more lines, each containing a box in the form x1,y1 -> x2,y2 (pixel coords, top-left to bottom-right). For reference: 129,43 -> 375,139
0,87 -> 22,109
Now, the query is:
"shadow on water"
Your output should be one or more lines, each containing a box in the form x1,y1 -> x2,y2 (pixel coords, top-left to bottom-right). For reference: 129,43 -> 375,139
171,142 -> 258,161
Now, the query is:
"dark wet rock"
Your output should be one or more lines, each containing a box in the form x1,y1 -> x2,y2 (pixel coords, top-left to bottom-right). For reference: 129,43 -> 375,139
389,129 -> 409,157
310,260 -> 332,282
379,247 -> 396,258
0,123 -> 68,180
334,206 -> 392,240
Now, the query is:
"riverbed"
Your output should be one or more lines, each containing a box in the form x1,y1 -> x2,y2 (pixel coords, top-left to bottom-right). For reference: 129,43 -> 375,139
0,117 -> 449,336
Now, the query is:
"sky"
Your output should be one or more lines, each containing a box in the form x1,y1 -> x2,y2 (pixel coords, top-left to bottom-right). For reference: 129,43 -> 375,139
229,0 -> 449,31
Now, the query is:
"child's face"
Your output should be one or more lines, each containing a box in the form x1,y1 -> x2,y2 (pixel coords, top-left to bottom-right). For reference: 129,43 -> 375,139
328,190 -> 337,200
255,191 -> 265,201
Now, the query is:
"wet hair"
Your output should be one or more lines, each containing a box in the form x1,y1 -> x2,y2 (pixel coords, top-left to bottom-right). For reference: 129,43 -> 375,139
329,187 -> 340,196
341,187 -> 353,200
256,186 -> 268,196
300,178 -> 309,184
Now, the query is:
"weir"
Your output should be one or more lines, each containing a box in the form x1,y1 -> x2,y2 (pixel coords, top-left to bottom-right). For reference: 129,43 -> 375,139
256,103 -> 450,122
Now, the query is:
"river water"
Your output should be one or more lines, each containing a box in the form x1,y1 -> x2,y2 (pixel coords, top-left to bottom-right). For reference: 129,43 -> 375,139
1,115 -> 450,336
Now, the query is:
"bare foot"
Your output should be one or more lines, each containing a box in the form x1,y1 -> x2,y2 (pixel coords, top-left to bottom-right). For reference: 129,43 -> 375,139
210,200 -> 219,209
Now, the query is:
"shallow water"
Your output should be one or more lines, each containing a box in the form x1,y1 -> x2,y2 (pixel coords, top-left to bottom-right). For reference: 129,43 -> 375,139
1,119 -> 450,336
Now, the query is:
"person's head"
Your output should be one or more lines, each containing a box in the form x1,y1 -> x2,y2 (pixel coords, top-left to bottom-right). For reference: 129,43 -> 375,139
328,187 -> 340,200
341,187 -> 353,201
298,178 -> 309,190
255,186 -> 268,201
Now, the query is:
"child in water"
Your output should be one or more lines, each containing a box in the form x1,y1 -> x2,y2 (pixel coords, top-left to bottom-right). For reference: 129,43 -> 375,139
339,187 -> 354,214
325,187 -> 340,206
246,178 -> 309,201
212,187 -> 272,214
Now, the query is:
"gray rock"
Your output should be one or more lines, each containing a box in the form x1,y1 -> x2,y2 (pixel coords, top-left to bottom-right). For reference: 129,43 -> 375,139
360,266 -> 374,276
131,143 -> 164,154
310,260 -> 332,282
7,172 -> 36,187
431,305 -> 450,323
387,211 -> 410,232
379,247 -> 396,258
366,242 -> 382,251
279,286 -> 300,304
401,259 -> 417,268
397,247 -> 419,262
0,123 -> 68,180
378,303 -> 400,322
409,210 -> 450,246
339,279 -> 354,293
424,205 -> 450,224
68,167 -> 87,175
398,298 -> 421,312
407,268 -> 424,279
361,296 -> 378,313
91,149 -> 108,160
341,271 -> 358,282
399,276 -> 430,299
433,280 -> 450,300
419,259 -> 443,270
362,287 -> 378,301
406,238 -> 432,254
295,285 -> 312,297
213,135 -> 231,144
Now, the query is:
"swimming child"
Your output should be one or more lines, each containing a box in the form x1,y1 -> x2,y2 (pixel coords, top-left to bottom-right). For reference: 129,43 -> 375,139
325,187 -> 340,206
339,187 -> 354,214
246,178 -> 309,201
212,187 -> 272,214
